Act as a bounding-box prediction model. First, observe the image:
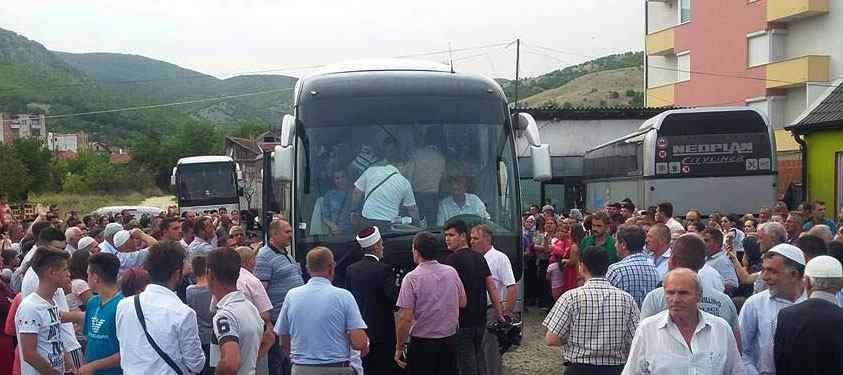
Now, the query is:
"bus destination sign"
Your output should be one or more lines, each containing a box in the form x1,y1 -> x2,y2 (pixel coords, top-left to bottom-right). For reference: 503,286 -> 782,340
655,133 -> 772,177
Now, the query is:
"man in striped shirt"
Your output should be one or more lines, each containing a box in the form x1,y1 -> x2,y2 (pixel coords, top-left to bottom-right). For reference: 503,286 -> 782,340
543,246 -> 639,375
606,224 -> 661,307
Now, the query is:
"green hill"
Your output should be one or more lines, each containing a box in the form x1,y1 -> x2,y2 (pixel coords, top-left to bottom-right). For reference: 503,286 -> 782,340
55,52 -> 296,124
500,51 -> 644,107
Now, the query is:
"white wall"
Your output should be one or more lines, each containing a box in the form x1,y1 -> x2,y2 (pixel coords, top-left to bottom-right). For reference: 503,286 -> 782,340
783,87 -> 808,127
785,6 -> 843,80
648,1 -> 678,32
515,118 -> 645,158
648,55 -> 678,88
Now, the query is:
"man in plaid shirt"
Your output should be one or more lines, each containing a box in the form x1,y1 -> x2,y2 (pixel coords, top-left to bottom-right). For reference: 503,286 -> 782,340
606,224 -> 661,307
542,246 -> 639,375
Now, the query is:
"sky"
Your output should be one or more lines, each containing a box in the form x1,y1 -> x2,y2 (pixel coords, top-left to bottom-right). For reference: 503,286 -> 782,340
0,0 -> 644,79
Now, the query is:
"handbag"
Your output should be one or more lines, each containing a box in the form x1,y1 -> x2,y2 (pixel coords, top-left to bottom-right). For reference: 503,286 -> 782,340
134,295 -> 185,375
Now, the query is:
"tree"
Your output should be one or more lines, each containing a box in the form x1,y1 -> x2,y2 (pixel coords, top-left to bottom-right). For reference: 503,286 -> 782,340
231,118 -> 269,139
0,144 -> 33,199
11,137 -> 54,192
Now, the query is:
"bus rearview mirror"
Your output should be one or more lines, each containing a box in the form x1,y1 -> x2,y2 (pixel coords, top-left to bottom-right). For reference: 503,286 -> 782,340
516,112 -> 552,181
170,167 -> 177,186
280,114 -> 296,147
273,145 -> 294,182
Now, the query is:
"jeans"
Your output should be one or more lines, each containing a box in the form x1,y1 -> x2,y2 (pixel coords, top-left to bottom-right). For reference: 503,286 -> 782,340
456,326 -> 485,375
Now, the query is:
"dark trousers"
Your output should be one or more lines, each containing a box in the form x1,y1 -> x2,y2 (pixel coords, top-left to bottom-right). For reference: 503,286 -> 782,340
200,344 -> 213,375
268,340 -> 292,375
363,342 -> 401,375
456,326 -> 485,375
523,254 -> 538,306
536,258 -> 552,308
415,192 -> 439,225
564,364 -> 624,375
408,335 -> 457,375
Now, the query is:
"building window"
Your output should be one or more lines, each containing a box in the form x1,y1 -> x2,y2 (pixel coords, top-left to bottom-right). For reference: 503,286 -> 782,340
679,0 -> 691,23
747,32 -> 769,67
677,52 -> 690,82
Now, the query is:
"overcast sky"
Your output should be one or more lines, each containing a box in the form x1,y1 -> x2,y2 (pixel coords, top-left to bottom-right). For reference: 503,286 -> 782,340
1,0 -> 643,79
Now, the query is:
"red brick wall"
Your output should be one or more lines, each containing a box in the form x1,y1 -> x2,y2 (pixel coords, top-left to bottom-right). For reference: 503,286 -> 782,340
777,158 -> 802,198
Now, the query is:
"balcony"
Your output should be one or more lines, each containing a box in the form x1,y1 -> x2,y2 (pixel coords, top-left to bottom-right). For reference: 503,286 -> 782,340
647,84 -> 675,107
646,27 -> 675,56
765,55 -> 830,89
767,0 -> 829,23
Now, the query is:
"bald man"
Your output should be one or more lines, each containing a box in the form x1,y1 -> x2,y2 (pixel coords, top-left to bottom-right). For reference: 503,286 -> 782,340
274,247 -> 369,375
624,268 -> 744,374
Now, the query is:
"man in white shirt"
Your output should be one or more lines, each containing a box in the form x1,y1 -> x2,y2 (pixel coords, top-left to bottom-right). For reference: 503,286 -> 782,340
351,139 -> 418,226
702,228 -> 739,294
116,241 -> 206,374
207,247 -> 263,375
739,244 -> 807,375
437,176 -> 490,226
15,248 -> 72,375
656,202 -> 685,234
189,216 -> 218,256
623,268 -> 744,375
470,224 -> 516,375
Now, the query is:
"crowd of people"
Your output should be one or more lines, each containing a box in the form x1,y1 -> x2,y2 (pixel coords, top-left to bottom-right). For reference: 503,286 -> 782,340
3,196 -> 843,375
524,199 -> 843,374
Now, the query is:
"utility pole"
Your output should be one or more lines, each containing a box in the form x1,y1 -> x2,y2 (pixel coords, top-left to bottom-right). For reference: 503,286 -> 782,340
514,38 -> 521,109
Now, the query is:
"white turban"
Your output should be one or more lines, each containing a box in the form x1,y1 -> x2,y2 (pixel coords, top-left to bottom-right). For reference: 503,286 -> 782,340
77,236 -> 97,251
356,226 -> 381,249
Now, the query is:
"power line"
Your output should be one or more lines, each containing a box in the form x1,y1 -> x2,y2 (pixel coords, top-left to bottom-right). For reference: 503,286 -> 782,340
39,87 -> 294,120
524,41 -> 842,89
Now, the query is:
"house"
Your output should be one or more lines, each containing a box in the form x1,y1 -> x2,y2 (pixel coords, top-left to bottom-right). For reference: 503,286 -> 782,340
786,79 -> 843,221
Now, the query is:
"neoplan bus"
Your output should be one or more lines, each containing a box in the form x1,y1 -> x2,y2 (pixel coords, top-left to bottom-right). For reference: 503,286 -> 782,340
271,60 -> 551,284
582,107 -> 776,216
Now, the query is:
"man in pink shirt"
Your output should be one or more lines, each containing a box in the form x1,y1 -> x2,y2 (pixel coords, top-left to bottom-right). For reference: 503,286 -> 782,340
395,232 -> 467,375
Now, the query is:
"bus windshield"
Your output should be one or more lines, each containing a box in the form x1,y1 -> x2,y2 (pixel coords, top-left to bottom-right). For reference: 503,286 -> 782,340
177,163 -> 238,203
296,95 -> 519,239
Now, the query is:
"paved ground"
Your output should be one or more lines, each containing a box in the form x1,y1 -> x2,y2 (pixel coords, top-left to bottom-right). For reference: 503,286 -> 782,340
502,307 -> 563,375
139,195 -> 175,209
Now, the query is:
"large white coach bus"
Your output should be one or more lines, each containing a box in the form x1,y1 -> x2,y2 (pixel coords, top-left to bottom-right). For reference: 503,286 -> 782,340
582,107 -> 777,215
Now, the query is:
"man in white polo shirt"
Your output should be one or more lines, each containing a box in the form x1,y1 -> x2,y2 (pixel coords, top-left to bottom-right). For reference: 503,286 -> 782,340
437,176 -> 490,226
350,138 -> 418,228
470,224 -> 516,375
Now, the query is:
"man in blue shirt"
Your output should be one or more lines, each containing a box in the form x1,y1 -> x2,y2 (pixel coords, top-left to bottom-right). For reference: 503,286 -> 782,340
255,219 -> 304,375
803,200 -> 838,233
80,253 -> 124,375
274,246 -> 368,375
607,224 -> 661,307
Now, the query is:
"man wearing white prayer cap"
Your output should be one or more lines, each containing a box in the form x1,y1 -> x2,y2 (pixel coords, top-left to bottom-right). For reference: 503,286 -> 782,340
99,222 -> 123,254
113,228 -> 159,275
77,236 -> 99,253
739,243 -> 807,375
346,226 -> 399,374
774,255 -> 843,374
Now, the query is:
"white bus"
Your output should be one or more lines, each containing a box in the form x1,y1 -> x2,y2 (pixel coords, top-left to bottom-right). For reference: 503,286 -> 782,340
582,107 -> 777,215
171,156 -> 243,213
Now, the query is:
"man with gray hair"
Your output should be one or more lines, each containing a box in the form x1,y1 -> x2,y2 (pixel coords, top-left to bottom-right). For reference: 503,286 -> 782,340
99,222 -> 123,254
624,268 -> 744,375
750,222 -> 788,293
64,227 -> 83,254
774,255 -> 843,374
806,224 -> 834,243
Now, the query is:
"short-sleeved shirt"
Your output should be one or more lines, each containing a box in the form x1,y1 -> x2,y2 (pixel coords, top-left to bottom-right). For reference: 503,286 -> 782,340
211,268 -> 273,315
483,247 -> 516,305
254,245 -> 303,321
397,260 -> 465,338
580,235 -> 618,264
640,286 -> 738,330
436,194 -> 490,226
84,292 -> 124,375
211,291 -> 263,375
706,251 -> 739,288
186,284 -> 213,346
15,293 -> 65,375
443,248 -> 492,328
274,277 -> 367,365
354,164 -> 416,222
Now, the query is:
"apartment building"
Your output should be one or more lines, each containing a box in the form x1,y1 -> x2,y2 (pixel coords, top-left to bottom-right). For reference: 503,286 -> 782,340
645,0 -> 840,130
0,113 -> 47,144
